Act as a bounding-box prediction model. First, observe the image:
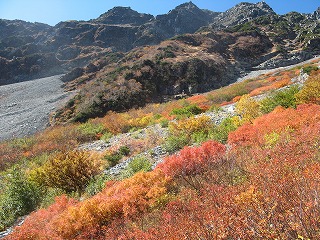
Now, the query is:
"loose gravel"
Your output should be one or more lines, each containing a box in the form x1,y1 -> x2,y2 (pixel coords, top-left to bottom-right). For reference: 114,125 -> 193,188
237,56 -> 320,82
0,75 -> 75,141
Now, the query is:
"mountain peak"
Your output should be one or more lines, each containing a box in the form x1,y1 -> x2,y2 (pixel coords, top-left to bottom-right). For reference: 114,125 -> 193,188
94,6 -> 154,25
231,1 -> 274,12
175,1 -> 199,10
213,1 -> 276,28
256,1 -> 274,12
154,1 -> 216,36
313,6 -> 320,19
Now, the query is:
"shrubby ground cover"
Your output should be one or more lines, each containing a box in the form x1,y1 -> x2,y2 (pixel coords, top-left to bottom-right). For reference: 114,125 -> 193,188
1,62 -> 320,238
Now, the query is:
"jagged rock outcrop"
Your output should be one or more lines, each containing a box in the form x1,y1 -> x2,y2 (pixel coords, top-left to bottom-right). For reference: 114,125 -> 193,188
212,1 -> 276,28
93,7 -> 154,25
131,2 -> 219,47
154,2 -> 217,36
313,7 -> 320,19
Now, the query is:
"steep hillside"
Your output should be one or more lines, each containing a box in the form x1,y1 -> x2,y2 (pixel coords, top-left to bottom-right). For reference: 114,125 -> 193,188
0,55 -> 319,237
53,17 -> 320,123
219,10 -> 320,68
46,3 -> 319,123
2,65 -> 320,239
53,30 -> 273,122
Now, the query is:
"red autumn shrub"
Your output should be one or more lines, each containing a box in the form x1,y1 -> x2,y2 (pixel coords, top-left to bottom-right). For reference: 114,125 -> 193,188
158,140 -> 226,178
9,195 -> 78,240
228,104 -> 320,146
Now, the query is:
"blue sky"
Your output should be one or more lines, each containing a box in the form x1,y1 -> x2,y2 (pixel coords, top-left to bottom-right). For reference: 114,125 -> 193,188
0,0 -> 319,26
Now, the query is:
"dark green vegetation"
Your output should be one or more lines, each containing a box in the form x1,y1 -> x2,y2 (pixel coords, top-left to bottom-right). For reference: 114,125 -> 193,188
259,85 -> 300,113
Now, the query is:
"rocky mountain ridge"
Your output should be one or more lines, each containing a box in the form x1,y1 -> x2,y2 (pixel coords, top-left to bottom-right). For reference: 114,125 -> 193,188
1,1 -> 319,85
212,1 -> 275,28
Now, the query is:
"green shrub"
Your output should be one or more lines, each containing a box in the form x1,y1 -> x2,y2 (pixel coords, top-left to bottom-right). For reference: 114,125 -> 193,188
85,174 -> 112,196
77,121 -> 105,139
38,188 -> 65,208
259,85 -> 299,114
0,167 -> 43,231
104,152 -> 122,167
191,131 -> 212,145
164,135 -> 189,153
210,117 -> 238,144
302,65 -> 319,75
8,137 -> 35,151
127,156 -> 152,174
170,104 -> 204,118
118,146 -> 130,156
160,119 -> 169,128
153,113 -> 162,120
100,131 -> 113,142
104,146 -> 130,167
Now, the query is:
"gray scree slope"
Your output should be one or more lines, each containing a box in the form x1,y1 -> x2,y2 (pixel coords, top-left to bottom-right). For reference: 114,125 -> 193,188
0,75 -> 74,141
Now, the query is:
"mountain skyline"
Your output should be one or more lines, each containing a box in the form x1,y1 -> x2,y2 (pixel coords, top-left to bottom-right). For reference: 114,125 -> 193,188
0,0 -> 319,26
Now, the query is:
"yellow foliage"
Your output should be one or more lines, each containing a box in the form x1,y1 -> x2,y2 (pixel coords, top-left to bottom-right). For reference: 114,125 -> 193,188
169,115 -> 213,137
264,131 -> 280,148
296,74 -> 320,104
31,150 -> 102,194
235,185 -> 262,205
128,113 -> 154,128
235,94 -> 261,123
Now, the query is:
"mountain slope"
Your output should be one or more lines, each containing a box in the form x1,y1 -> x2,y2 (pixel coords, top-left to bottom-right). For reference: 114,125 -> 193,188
53,29 -> 273,122
0,2 -> 218,85
53,10 -> 320,123
1,1 -> 318,85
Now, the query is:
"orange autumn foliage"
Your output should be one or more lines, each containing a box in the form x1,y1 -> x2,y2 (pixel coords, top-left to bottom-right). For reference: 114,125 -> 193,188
10,196 -> 78,240
232,95 -> 242,102
266,76 -> 277,82
8,104 -> 320,239
10,171 -> 171,239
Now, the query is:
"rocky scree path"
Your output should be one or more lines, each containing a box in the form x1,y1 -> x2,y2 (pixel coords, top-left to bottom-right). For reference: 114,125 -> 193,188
79,107 -> 237,176
0,75 -> 75,141
237,55 -> 320,82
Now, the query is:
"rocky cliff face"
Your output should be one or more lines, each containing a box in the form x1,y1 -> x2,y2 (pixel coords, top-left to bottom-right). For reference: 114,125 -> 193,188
154,2 -> 217,36
0,1 -> 274,85
0,1 -> 319,86
93,7 -> 154,25
212,1 -> 276,28
0,3 -> 219,85
313,7 -> 320,19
